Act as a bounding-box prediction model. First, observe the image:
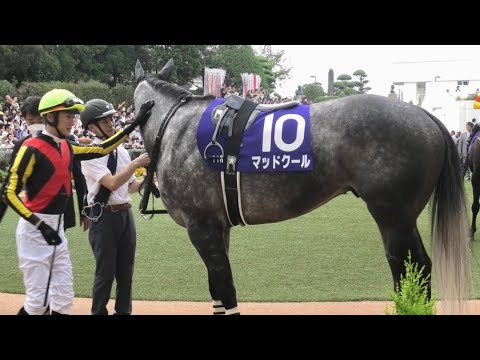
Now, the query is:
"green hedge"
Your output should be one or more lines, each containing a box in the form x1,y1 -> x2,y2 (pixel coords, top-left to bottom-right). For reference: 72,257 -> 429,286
0,80 -> 16,99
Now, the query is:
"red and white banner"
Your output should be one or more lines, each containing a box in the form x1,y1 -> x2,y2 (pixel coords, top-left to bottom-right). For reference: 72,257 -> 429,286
241,73 -> 262,97
204,68 -> 226,97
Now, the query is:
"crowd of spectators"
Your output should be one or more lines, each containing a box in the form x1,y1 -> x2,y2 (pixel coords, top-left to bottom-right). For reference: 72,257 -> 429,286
220,84 -> 304,104
1,95 -> 144,150
1,84 -> 310,150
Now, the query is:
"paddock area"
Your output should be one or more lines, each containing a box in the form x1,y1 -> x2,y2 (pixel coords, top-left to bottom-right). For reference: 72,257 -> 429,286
1,293 -> 480,314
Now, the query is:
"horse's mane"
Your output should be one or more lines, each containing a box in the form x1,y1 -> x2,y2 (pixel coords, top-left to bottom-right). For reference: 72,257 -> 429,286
144,74 -> 215,101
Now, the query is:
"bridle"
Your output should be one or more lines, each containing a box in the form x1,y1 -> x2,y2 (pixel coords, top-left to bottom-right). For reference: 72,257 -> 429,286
139,92 -> 193,219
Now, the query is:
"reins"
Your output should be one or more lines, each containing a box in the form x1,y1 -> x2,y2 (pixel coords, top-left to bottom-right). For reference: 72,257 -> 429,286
139,92 -> 192,219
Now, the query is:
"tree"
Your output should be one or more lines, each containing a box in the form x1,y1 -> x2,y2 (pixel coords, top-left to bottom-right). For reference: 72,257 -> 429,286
96,45 -> 137,86
49,46 -> 80,82
303,83 -> 326,101
333,71 -> 372,97
34,45 -> 113,83
207,45 -> 262,88
335,74 -> 353,96
0,45 -> 290,97
255,56 -> 275,92
257,45 -> 291,92
352,69 -> 371,94
143,45 -> 206,85
0,45 -> 60,84
173,45 -> 207,85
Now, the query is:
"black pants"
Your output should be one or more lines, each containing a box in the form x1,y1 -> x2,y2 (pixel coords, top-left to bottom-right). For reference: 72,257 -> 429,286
88,208 -> 136,315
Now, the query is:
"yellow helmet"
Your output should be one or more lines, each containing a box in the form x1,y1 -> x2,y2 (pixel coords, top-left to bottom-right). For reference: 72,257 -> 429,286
38,89 -> 85,117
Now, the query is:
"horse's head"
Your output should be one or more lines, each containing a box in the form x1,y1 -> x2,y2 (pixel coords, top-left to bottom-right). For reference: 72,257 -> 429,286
134,58 -> 195,161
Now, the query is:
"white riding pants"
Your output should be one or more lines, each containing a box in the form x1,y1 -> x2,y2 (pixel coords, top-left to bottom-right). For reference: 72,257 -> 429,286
16,213 -> 73,315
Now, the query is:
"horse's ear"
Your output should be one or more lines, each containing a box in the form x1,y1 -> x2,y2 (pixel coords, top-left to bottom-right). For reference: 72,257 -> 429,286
158,58 -> 174,81
135,59 -> 145,83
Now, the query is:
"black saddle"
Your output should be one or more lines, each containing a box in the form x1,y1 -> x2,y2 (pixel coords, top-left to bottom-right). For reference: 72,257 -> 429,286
210,95 -> 300,138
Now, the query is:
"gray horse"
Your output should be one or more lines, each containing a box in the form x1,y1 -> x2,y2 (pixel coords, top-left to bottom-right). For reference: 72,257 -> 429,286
134,60 -> 469,314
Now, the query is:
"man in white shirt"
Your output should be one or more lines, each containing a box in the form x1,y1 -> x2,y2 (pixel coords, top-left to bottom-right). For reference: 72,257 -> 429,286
80,99 -> 150,315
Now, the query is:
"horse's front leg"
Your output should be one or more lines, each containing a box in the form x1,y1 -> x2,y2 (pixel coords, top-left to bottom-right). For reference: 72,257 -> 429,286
187,219 -> 239,315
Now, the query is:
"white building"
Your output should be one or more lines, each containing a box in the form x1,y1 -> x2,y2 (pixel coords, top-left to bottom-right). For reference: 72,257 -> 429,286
390,59 -> 480,132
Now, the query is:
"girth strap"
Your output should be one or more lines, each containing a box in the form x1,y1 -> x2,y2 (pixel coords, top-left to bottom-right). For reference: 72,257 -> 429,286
223,99 -> 258,226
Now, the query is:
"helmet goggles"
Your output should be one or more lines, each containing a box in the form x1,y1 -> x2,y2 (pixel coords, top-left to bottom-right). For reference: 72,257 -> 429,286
40,96 -> 85,115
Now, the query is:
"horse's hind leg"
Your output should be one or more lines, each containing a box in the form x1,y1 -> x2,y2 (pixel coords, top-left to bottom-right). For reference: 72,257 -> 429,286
376,222 -> 432,299
187,220 -> 239,315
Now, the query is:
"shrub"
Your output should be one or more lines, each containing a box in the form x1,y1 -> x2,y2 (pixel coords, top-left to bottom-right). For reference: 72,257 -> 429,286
0,80 -> 16,99
385,252 -> 436,315
16,82 -> 53,99
73,80 -> 111,103
111,84 -> 135,108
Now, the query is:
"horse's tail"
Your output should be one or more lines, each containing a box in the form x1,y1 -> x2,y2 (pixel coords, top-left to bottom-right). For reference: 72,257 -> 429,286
425,110 -> 470,314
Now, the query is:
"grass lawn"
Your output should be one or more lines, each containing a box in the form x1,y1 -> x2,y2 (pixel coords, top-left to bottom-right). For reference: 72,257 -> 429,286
1,182 -> 480,302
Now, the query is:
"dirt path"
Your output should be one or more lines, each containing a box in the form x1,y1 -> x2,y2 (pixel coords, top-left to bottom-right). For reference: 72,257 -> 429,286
2,293 -> 480,315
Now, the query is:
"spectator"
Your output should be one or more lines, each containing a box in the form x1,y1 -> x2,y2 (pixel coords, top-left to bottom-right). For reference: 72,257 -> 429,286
459,121 -> 473,179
